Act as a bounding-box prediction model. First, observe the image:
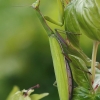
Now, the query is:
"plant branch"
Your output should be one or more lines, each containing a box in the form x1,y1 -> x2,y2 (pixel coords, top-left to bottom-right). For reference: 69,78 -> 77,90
91,41 -> 99,83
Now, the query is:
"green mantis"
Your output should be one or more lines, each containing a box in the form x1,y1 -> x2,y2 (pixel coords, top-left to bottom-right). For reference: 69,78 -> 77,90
32,0 -> 100,100
32,1 -> 73,100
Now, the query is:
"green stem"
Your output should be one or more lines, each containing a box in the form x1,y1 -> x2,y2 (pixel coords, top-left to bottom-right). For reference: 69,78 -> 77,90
91,41 -> 99,83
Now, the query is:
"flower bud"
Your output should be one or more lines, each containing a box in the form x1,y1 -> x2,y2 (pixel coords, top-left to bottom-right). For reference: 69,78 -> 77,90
65,0 -> 100,43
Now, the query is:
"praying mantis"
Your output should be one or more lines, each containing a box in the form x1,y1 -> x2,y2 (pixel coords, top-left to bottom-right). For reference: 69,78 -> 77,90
30,0 -> 100,100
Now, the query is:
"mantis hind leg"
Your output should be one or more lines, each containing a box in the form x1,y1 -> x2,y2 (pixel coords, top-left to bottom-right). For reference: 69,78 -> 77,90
55,29 -> 82,35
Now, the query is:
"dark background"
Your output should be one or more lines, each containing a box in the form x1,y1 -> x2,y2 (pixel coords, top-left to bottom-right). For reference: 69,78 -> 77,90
0,0 -> 99,100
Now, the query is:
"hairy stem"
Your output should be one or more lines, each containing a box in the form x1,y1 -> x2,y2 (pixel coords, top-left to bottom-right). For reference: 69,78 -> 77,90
91,41 -> 99,83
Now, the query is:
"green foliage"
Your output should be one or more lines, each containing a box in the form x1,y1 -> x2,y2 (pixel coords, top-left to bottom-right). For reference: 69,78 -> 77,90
7,86 -> 20,100
1,0 -> 100,100
65,3 -> 80,49
72,87 -> 100,100
69,55 -> 92,89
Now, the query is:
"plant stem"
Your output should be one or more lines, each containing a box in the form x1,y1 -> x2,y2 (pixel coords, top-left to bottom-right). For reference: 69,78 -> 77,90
91,41 -> 99,83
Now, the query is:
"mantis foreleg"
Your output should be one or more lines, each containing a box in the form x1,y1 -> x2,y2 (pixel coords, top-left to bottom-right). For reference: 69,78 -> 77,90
44,0 -> 64,26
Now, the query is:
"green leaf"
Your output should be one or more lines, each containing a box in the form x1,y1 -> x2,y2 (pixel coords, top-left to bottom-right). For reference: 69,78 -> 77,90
69,55 -> 92,89
66,44 -> 93,67
8,89 -> 33,100
6,86 -> 20,100
72,86 -> 100,100
65,1 -> 81,50
72,87 -> 94,100
30,93 -> 49,100
95,0 -> 100,11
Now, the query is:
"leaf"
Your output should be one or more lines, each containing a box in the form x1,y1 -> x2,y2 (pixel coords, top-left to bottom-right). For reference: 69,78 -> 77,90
6,86 -> 20,100
69,55 -> 92,89
30,93 -> 49,100
72,86 -> 100,100
64,1 -> 81,50
9,89 -> 32,100
72,87 -> 94,100
66,44 -> 93,67
95,0 -> 100,12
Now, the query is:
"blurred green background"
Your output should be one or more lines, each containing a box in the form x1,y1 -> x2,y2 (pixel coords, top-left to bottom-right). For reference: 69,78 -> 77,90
0,0 -> 100,100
